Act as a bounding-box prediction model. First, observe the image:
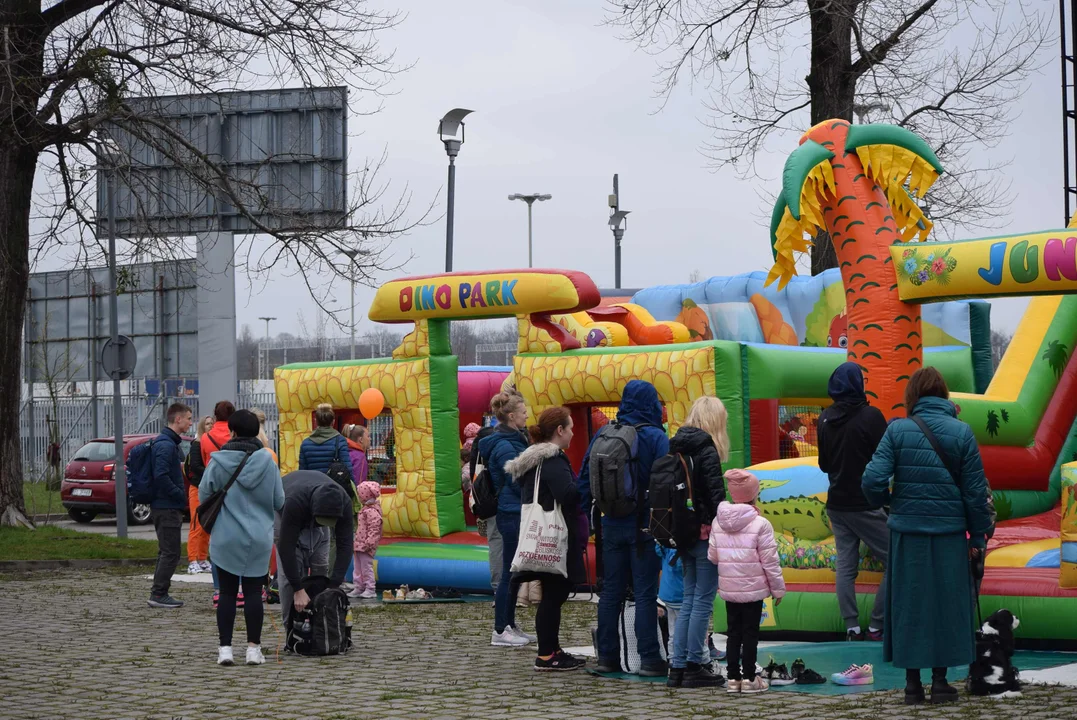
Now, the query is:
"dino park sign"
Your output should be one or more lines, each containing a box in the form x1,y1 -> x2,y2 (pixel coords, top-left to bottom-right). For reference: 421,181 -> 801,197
367,269 -> 601,323
891,230 -> 1077,302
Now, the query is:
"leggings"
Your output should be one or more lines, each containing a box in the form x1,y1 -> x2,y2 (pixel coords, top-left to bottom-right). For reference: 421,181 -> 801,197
536,573 -> 573,656
217,569 -> 264,646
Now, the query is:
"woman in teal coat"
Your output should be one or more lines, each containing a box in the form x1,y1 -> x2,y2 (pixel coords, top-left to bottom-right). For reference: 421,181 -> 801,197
862,367 -> 993,706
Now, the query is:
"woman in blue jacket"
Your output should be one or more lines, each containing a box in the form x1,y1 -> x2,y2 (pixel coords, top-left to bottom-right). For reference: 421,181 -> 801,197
477,391 -> 532,648
862,367 -> 993,705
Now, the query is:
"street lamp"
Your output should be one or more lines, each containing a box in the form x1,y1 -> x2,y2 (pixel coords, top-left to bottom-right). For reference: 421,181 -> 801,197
609,210 -> 631,289
507,193 -> 552,268
338,248 -> 371,359
439,108 -> 473,272
258,317 -> 275,379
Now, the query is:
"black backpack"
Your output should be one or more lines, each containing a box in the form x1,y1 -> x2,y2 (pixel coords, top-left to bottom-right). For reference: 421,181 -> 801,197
648,453 -> 700,552
286,580 -> 352,656
589,423 -> 645,519
470,453 -> 499,520
327,438 -> 358,508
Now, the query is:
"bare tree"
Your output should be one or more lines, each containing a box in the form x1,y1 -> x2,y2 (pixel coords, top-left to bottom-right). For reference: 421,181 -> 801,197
607,0 -> 1052,272
991,329 -> 1012,370
1,1 -> 425,526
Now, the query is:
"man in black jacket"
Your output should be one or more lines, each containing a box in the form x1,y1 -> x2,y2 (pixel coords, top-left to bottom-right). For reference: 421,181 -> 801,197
817,362 -> 889,640
148,402 -> 193,608
276,470 -> 354,628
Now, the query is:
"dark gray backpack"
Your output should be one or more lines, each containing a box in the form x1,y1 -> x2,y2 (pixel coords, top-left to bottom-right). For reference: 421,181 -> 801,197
589,423 -> 643,519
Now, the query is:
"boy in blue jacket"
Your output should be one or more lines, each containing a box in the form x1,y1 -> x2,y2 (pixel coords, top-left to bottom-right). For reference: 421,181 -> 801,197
578,380 -> 670,675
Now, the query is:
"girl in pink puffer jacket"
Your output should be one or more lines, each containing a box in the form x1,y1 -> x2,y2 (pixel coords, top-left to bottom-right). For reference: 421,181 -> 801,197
707,469 -> 786,693
350,481 -> 383,599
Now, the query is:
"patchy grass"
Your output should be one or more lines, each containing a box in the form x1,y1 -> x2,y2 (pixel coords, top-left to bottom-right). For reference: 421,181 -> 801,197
22,482 -> 64,518
0,525 -> 182,562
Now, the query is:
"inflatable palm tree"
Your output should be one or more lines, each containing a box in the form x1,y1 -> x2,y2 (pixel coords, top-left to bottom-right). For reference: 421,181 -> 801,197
767,119 -> 944,418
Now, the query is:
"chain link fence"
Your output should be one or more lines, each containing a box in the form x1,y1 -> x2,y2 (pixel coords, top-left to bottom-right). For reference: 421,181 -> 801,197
19,392 -> 279,481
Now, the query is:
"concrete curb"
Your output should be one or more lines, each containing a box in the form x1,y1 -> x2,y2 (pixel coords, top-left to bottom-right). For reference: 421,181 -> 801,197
0,558 -> 156,572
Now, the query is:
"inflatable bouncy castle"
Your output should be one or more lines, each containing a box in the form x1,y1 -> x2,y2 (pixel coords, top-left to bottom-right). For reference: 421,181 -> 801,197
273,119 -> 1077,644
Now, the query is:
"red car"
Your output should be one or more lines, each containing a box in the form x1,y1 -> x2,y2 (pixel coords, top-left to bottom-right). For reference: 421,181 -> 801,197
61,434 -> 192,525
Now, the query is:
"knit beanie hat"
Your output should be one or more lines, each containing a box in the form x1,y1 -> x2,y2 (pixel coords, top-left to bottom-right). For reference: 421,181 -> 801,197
725,468 -> 761,504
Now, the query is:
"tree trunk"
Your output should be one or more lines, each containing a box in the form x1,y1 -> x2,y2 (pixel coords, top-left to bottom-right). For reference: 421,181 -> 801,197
0,143 -> 39,526
806,0 -> 857,275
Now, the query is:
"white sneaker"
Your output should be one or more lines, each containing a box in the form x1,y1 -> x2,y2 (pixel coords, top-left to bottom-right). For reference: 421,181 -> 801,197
217,646 -> 234,666
509,625 -> 536,643
359,589 -> 377,599
199,560 -> 213,572
246,646 -> 265,665
491,628 -> 529,647
188,561 -> 203,574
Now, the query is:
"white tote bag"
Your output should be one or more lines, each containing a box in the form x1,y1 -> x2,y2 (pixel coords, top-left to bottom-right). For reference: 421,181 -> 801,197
510,460 -> 569,578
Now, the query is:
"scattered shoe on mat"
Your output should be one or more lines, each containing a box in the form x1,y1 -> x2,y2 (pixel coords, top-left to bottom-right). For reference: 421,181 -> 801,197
832,663 -> 874,686
535,651 -> 584,672
405,588 -> 432,600
790,659 -> 826,685
382,590 -> 393,601
762,659 -> 796,686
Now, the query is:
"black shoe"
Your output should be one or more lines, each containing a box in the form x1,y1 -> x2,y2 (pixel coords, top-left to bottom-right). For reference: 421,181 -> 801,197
846,629 -> 865,641
595,658 -> 622,674
147,594 -> 184,609
796,668 -> 827,685
638,659 -> 669,677
930,679 -> 959,704
667,667 -> 684,687
683,662 -> 726,688
535,651 -> 585,672
905,684 -> 926,705
790,657 -> 806,679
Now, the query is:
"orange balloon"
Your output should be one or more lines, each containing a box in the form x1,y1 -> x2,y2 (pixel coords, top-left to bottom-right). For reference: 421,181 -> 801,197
359,388 -> 385,419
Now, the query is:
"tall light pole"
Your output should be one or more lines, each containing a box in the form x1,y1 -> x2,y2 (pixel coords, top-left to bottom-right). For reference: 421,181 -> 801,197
508,193 -> 552,267
102,142 -> 127,539
258,316 -> 275,379
338,248 -> 370,359
608,174 -> 631,289
439,108 -> 473,272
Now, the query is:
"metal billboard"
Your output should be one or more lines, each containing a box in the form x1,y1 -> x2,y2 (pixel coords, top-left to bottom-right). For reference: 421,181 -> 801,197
24,260 -> 198,383
96,87 -> 348,237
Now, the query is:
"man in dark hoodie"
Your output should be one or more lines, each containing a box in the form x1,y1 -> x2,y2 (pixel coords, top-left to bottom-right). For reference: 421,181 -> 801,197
817,362 -> 889,640
578,380 -> 670,675
276,470 -> 354,628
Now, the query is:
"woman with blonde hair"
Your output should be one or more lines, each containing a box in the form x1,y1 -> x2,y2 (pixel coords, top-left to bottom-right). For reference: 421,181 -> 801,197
665,395 -> 729,689
249,408 -> 277,465
183,415 -> 216,574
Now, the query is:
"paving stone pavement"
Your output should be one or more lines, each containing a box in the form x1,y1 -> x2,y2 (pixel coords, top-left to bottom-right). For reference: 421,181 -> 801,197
2,568 -> 1076,720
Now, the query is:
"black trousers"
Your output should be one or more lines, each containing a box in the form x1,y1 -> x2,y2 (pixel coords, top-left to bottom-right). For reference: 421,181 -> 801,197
217,569 -> 264,646
150,508 -> 182,597
536,573 -> 573,656
725,600 -> 763,680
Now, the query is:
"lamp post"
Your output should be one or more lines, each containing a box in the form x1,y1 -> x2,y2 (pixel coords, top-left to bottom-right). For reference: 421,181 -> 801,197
258,317 -> 275,379
608,173 -> 631,288
439,108 -> 473,272
508,193 -> 552,267
337,248 -> 371,359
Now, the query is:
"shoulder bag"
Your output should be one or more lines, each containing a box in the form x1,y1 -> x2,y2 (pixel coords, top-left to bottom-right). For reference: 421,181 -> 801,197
196,451 -> 254,533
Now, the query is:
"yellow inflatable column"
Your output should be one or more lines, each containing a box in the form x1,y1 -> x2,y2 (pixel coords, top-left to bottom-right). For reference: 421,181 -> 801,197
1062,463 -> 1077,588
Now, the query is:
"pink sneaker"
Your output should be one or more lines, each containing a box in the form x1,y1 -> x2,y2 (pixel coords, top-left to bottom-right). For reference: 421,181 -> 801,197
832,664 -> 874,686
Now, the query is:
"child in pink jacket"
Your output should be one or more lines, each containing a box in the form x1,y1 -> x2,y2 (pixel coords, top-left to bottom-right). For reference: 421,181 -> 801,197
350,481 -> 383,599
708,469 -> 786,694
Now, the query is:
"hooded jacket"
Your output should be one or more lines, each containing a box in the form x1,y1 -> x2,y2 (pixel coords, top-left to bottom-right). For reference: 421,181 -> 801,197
346,438 -> 369,486
505,442 -> 587,584
668,426 -> 726,532
354,481 -> 383,554
862,396 -> 993,546
477,424 -> 530,514
707,501 -> 786,604
298,427 -> 354,484
150,427 -> 187,510
578,380 -> 670,528
817,362 -> 888,511
198,438 -> 284,577
278,470 -> 355,587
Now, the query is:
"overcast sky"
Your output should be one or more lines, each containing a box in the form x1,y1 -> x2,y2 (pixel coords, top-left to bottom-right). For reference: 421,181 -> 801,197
39,0 -> 1062,338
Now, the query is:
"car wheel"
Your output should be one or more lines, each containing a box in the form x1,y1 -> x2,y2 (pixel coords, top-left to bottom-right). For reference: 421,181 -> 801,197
67,509 -> 97,524
128,503 -> 153,525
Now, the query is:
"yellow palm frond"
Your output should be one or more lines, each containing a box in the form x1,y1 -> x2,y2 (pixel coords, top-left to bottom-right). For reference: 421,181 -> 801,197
856,144 -> 939,242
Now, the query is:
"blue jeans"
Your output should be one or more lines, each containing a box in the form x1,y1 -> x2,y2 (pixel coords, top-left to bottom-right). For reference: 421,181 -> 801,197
494,511 -> 521,632
597,523 -> 661,665
670,540 -> 719,667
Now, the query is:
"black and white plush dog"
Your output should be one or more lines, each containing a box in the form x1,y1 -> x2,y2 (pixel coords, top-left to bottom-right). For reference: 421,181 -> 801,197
967,609 -> 1022,699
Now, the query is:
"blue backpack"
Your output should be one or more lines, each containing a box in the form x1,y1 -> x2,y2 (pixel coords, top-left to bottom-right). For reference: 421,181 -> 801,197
126,440 -> 157,505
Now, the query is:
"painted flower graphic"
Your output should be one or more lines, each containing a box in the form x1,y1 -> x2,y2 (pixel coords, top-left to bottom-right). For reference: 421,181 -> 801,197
932,258 -> 946,275
903,248 -> 915,258
904,258 -> 918,274
897,246 -> 958,286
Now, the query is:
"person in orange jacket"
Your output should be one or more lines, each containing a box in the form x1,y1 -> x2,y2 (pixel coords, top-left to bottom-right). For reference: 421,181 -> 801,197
201,401 -> 236,467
